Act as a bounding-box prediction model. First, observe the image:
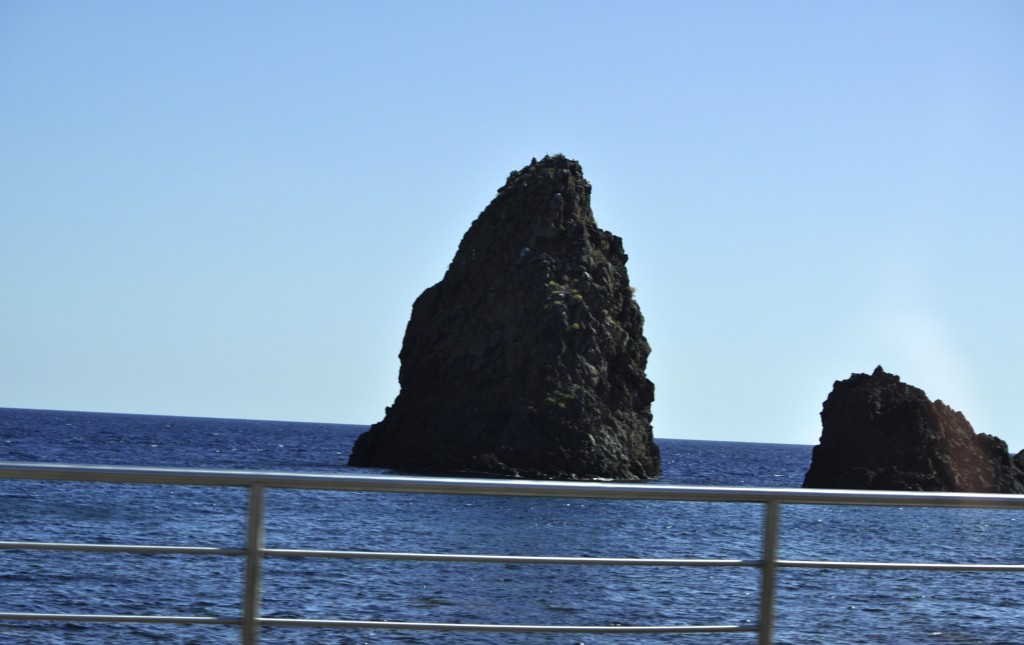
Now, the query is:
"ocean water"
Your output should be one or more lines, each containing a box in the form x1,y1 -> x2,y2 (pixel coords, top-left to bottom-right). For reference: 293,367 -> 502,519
0,407 -> 1020,645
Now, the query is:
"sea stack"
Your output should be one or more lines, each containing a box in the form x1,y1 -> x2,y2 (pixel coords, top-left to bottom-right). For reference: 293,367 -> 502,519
349,155 -> 660,480
803,366 -> 1024,493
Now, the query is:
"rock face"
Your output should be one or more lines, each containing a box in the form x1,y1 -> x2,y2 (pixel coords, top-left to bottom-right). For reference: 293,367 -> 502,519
349,155 -> 660,480
803,366 -> 1024,493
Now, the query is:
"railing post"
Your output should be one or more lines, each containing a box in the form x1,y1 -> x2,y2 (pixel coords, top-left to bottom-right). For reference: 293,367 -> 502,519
758,500 -> 781,645
242,484 -> 266,645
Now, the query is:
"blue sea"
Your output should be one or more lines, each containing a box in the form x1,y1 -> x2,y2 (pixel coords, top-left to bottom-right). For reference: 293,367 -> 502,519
1,407 -> 1020,644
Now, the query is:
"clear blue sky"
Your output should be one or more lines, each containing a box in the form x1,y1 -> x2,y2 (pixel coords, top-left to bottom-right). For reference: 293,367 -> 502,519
2,2 -> 1022,450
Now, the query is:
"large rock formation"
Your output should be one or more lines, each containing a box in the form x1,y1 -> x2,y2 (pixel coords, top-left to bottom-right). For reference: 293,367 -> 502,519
349,155 -> 660,480
803,366 -> 1024,493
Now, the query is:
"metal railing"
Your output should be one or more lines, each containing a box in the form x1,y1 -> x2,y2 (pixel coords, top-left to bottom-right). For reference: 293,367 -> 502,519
1,461 -> 1022,644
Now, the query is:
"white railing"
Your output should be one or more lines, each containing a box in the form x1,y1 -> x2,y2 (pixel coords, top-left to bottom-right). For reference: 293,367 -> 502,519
1,461 -> 1022,644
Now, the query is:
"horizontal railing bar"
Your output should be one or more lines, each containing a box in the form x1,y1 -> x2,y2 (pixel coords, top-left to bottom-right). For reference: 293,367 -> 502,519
0,541 -> 244,556
257,617 -> 758,634
6,540 -> 1015,573
2,462 -> 1022,509
0,612 -> 755,635
0,539 -> 752,567
263,548 -> 758,567
779,559 -> 1024,572
0,612 -> 239,625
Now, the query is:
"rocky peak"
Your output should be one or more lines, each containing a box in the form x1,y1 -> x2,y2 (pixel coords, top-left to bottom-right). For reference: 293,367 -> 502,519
348,155 -> 660,480
803,366 -> 1024,493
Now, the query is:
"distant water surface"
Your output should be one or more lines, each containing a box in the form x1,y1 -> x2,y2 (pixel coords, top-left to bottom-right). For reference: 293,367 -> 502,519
1,408 -> 1020,644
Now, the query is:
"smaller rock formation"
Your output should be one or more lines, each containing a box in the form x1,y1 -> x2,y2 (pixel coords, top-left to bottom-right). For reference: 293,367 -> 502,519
803,366 -> 1024,493
348,155 -> 659,480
